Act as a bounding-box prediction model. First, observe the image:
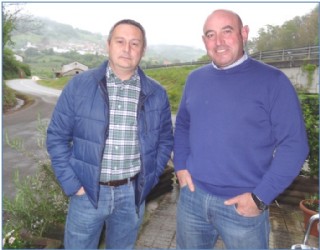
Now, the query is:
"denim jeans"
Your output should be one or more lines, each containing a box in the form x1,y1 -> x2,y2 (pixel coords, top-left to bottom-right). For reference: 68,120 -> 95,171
64,182 -> 145,249
177,186 -> 270,249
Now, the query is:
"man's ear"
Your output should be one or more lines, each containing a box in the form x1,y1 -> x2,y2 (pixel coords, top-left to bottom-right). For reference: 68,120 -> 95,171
242,25 -> 249,44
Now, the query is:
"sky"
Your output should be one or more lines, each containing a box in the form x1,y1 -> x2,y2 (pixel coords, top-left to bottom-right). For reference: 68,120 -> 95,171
6,1 -> 319,49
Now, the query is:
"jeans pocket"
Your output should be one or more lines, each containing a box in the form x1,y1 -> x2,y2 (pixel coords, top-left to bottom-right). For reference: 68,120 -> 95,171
180,184 -> 188,189
232,204 -> 262,218
72,192 -> 88,200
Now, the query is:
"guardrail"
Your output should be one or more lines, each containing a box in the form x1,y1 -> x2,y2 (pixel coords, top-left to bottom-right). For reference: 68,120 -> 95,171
250,46 -> 319,62
144,46 -> 319,70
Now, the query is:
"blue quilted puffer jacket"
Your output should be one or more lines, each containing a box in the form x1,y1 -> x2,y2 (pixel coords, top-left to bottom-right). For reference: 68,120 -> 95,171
46,61 -> 173,209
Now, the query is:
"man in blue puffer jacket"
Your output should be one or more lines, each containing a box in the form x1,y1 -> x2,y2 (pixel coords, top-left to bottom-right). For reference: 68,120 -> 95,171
46,19 -> 173,249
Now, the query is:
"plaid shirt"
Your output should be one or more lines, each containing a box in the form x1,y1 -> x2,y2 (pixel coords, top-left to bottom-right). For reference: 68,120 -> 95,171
100,66 -> 141,181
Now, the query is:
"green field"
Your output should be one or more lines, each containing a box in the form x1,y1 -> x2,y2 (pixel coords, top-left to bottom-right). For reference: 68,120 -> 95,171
38,65 -> 200,113
38,65 -> 317,115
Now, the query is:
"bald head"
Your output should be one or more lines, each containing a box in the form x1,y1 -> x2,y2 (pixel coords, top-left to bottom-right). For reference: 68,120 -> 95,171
203,9 -> 244,35
202,9 -> 249,68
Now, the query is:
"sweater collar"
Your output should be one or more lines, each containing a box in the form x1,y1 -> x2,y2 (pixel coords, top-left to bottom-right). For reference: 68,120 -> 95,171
211,52 -> 248,70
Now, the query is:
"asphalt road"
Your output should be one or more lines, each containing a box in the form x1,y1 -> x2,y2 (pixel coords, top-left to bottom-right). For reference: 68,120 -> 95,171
3,79 -> 61,199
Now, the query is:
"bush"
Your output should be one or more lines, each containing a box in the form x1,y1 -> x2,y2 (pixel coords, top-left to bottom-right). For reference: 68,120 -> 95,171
3,82 -> 17,111
3,116 -> 68,238
304,193 -> 319,212
3,163 -> 68,237
2,229 -> 30,249
299,94 -> 319,178
3,48 -> 31,79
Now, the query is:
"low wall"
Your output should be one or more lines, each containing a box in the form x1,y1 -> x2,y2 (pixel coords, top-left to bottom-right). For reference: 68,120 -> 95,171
266,59 -> 319,94
281,67 -> 318,93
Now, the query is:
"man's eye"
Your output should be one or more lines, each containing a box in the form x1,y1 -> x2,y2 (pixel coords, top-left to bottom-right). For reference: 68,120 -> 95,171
131,41 -> 141,47
206,33 -> 214,39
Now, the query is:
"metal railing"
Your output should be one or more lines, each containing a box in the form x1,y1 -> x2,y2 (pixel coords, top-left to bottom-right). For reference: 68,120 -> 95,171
250,46 -> 319,62
144,45 -> 319,70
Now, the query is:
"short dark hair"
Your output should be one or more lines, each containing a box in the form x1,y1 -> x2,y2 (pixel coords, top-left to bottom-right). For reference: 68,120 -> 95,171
108,19 -> 147,49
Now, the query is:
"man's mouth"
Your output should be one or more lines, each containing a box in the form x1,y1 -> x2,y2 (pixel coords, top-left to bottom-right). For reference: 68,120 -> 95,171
120,55 -> 131,60
216,48 -> 228,54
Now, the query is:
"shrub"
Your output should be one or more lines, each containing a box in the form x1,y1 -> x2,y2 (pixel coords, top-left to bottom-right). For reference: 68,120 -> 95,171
2,229 -> 30,249
3,115 -> 68,237
304,193 -> 319,212
301,63 -> 317,87
299,94 -> 319,178
3,82 -> 17,111
3,48 -> 31,79
3,163 -> 68,237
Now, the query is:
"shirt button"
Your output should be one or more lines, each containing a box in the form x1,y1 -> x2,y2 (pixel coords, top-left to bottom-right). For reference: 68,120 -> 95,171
118,105 -> 122,109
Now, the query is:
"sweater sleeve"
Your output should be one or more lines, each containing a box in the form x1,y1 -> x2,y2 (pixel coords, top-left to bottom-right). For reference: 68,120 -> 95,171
253,73 -> 309,204
173,82 -> 191,172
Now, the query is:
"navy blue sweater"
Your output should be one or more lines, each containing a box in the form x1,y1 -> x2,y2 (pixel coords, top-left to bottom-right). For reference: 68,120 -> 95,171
173,58 -> 309,204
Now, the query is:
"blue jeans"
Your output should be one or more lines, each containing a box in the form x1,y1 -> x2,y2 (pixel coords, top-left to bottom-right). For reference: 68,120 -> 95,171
64,182 -> 145,249
177,186 -> 270,249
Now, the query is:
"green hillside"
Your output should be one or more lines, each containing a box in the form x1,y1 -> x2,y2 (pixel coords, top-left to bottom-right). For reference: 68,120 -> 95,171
12,17 -> 105,49
39,64 -> 201,113
145,65 -> 199,112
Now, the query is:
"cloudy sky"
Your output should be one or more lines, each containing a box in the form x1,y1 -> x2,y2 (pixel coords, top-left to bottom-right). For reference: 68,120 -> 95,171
8,1 -> 319,49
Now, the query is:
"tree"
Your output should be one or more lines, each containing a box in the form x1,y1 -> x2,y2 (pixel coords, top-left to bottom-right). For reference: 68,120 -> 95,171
249,5 -> 318,52
3,3 -> 42,49
2,4 -> 19,48
2,3 -> 32,80
197,54 -> 210,62
300,7 -> 319,46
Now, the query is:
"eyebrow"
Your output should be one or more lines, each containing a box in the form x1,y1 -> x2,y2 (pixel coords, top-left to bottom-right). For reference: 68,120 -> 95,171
204,30 -> 213,36
114,37 -> 142,42
222,25 -> 234,31
205,25 -> 234,36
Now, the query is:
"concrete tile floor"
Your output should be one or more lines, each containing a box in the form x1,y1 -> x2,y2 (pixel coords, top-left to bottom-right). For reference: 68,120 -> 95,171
136,184 -> 319,249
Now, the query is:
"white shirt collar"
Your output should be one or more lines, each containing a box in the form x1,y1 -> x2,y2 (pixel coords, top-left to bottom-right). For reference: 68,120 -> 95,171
212,52 -> 248,70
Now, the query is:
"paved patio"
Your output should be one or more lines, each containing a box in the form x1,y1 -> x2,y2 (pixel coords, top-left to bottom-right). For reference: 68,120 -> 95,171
136,184 -> 319,249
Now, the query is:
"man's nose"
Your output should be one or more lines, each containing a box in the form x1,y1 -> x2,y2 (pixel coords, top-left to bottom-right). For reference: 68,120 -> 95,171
123,42 -> 131,52
216,34 -> 225,45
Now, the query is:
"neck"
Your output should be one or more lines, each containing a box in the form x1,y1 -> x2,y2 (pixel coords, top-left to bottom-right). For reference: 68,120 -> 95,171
114,69 -> 135,81
108,62 -> 137,81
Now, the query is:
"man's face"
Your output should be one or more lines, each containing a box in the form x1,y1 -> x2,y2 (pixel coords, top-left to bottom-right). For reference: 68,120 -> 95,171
202,10 -> 249,68
107,24 -> 145,78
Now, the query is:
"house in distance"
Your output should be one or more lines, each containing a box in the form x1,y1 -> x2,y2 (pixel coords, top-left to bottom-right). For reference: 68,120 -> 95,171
55,61 -> 88,77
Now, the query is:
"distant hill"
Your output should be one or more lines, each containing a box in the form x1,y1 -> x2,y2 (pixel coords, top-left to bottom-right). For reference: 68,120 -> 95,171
11,16 -> 206,64
145,44 -> 206,63
11,17 -> 107,55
